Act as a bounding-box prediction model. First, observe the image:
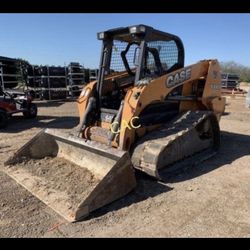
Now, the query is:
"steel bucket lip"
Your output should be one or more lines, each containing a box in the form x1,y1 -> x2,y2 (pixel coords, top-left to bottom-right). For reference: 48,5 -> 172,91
44,128 -> 126,161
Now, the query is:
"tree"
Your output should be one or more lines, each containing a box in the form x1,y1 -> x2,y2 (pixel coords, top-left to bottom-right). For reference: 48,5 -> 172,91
220,61 -> 250,82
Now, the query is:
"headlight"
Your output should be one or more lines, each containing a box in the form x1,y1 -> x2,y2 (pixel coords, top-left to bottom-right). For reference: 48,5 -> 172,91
129,26 -> 137,34
129,25 -> 146,34
97,32 -> 106,40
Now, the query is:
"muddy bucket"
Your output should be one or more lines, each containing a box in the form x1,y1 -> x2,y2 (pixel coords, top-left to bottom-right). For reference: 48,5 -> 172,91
4,128 -> 137,222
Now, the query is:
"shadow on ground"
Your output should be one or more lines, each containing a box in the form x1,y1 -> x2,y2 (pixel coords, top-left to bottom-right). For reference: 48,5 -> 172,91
0,115 -> 79,133
163,131 -> 250,183
86,130 -> 250,220
86,171 -> 173,221
34,99 -> 76,108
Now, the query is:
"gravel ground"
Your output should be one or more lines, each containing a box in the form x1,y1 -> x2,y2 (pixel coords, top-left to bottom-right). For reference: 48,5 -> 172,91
0,97 -> 249,237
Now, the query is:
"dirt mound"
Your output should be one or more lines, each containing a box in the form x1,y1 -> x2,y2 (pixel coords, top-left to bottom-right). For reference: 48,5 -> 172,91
10,157 -> 100,211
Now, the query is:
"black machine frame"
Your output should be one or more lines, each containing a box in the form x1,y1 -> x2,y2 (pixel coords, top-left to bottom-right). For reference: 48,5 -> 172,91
96,24 -> 185,109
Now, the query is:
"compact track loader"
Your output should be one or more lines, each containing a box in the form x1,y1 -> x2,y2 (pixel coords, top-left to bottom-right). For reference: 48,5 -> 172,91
4,25 -> 225,222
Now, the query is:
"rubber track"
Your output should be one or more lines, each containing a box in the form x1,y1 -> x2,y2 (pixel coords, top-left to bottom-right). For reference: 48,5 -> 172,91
131,110 -> 218,178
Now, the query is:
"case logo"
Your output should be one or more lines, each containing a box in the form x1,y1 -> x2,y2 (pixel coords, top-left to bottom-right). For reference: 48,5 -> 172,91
166,68 -> 192,88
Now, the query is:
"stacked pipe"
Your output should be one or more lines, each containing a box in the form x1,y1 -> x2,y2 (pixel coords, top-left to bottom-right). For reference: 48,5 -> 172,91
23,65 -> 43,99
26,65 -> 40,87
67,62 -> 85,97
0,55 -> 90,100
40,66 -> 67,100
221,73 -> 240,89
25,63 -> 87,100
0,56 -> 21,90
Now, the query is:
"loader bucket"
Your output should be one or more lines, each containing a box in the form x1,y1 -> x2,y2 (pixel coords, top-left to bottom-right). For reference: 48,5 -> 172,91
4,128 -> 137,222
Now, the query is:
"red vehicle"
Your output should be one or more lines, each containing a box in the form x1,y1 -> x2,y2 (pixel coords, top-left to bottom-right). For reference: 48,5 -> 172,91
0,89 -> 37,128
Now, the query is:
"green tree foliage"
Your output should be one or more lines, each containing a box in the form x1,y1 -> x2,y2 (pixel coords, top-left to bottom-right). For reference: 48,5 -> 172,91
220,61 -> 250,82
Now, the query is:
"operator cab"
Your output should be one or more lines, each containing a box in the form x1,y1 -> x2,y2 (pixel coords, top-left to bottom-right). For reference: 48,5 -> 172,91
96,24 -> 185,111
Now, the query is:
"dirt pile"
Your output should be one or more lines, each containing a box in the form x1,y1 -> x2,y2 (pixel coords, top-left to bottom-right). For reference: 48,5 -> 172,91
10,157 -> 100,211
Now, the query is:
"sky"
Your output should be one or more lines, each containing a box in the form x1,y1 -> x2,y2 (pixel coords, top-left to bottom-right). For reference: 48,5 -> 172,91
0,13 -> 250,68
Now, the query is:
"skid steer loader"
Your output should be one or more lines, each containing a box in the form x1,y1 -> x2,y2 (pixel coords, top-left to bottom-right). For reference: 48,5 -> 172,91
4,25 -> 225,222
